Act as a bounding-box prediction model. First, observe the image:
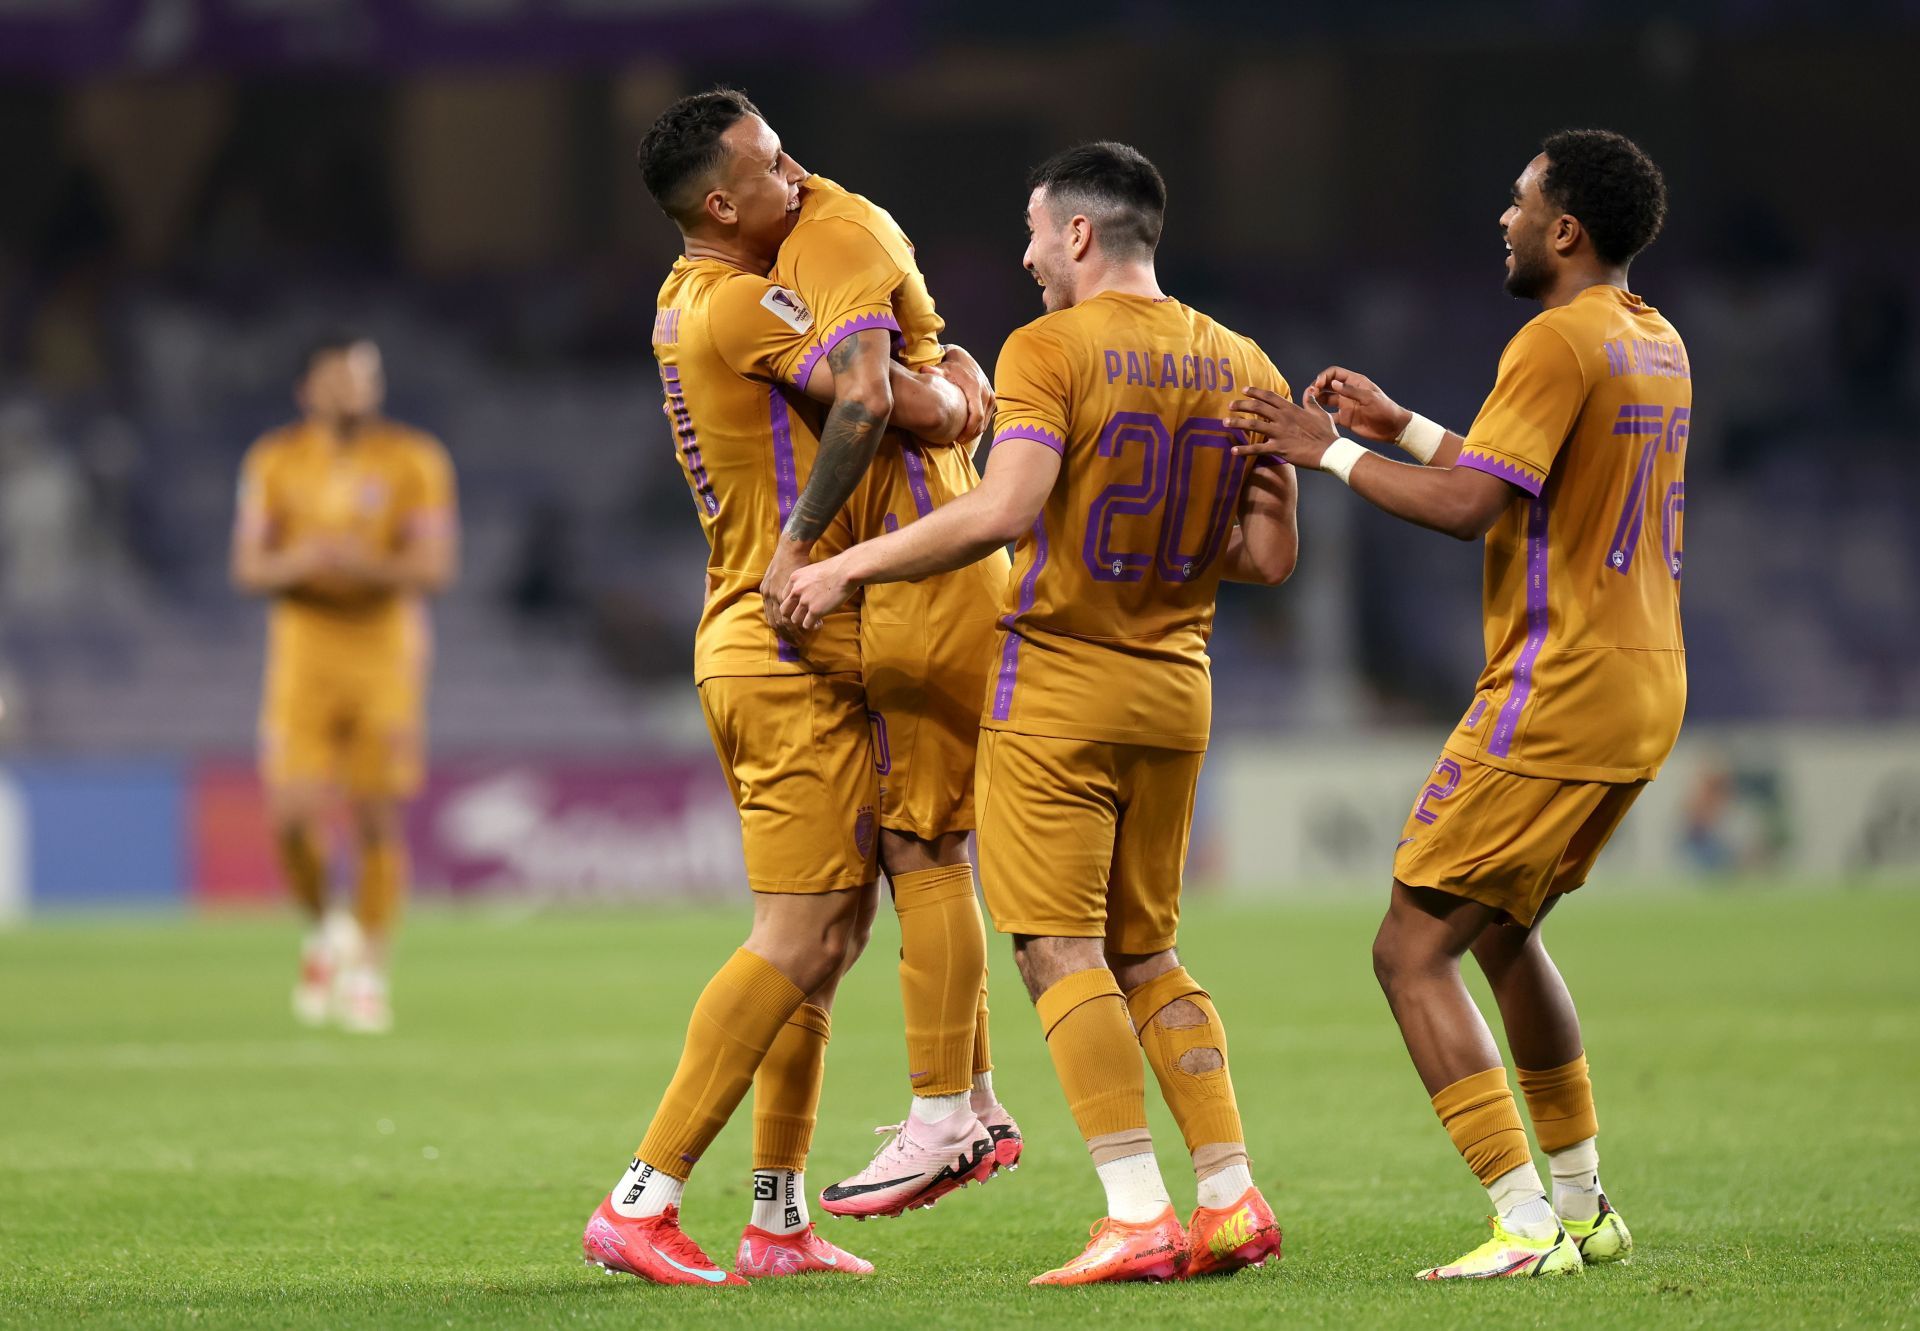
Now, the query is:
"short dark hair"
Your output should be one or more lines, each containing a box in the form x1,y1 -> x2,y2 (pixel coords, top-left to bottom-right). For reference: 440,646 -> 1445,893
637,87 -> 763,226
1027,141 -> 1167,258
1540,129 -> 1668,266
298,332 -> 370,381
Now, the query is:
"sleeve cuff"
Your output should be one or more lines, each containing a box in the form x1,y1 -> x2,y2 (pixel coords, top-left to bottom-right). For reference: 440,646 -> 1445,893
789,310 -> 903,387
990,423 -> 1067,455
1457,447 -> 1545,497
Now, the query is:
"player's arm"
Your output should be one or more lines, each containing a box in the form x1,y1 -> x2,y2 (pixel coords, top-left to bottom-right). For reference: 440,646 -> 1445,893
1220,460 -> 1299,584
802,354 -> 966,443
229,451 -> 320,595
1227,387 -> 1515,541
1307,365 -> 1465,468
780,438 -> 1060,631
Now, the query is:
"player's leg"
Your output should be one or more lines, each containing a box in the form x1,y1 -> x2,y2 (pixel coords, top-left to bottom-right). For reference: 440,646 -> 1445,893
588,672 -> 878,1287
1471,781 -> 1646,1264
741,879 -> 878,1276
1106,744 -> 1280,1277
334,689 -> 424,1033
1383,756 -> 1605,1278
261,676 -> 346,1027
976,730 -> 1183,1286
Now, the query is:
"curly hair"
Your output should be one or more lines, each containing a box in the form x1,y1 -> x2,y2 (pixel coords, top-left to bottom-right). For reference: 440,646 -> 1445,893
1028,141 -> 1167,258
1540,129 -> 1668,266
637,87 -> 762,225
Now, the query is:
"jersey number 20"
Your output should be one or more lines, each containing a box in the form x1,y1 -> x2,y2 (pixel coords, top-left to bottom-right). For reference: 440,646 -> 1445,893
1084,410 -> 1250,583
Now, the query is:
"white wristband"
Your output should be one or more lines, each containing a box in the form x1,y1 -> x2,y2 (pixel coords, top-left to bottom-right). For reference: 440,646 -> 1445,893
1395,412 -> 1447,465
1320,437 -> 1368,486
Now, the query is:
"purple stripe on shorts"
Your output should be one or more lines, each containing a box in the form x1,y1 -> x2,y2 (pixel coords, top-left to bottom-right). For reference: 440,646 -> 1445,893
990,423 -> 1067,456
768,386 -> 800,663
901,443 -> 934,518
991,517 -> 1050,722
1488,496 -> 1550,758
790,311 -> 903,388
1457,448 -> 1544,497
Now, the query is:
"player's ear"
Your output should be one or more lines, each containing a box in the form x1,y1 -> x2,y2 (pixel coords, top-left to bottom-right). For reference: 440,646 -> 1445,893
1068,214 -> 1093,261
706,187 -> 736,227
1551,212 -> 1581,258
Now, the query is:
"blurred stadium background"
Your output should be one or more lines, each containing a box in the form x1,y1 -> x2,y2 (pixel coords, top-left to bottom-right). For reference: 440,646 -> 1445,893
0,0 -> 1916,919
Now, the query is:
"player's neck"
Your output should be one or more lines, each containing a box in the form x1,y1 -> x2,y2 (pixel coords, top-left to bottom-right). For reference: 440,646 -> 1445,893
683,232 -> 775,276
1540,264 -> 1631,311
1076,259 -> 1163,305
310,413 -> 371,445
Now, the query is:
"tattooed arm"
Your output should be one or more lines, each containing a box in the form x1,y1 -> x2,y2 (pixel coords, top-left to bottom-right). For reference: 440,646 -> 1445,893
760,326 -> 894,634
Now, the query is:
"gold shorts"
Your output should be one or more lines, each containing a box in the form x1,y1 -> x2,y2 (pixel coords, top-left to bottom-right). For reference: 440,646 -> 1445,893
260,661 -> 424,800
975,728 -> 1203,954
698,671 -> 879,895
1392,750 -> 1646,926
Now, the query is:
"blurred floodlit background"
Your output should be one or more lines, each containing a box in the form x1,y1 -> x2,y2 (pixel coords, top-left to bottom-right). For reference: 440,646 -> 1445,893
0,0 -> 1915,918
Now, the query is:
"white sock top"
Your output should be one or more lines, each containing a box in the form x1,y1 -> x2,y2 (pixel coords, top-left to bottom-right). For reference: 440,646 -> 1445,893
749,1169 -> 808,1234
1096,1151 -> 1172,1224
610,1157 -> 683,1219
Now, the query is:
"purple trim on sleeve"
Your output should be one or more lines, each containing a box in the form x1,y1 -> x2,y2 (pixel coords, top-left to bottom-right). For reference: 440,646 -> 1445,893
1457,448 -> 1544,497
990,424 -> 1067,456
767,386 -> 801,664
990,518 -> 1050,722
1487,496 -> 1550,758
789,311 -> 903,388
901,444 -> 934,518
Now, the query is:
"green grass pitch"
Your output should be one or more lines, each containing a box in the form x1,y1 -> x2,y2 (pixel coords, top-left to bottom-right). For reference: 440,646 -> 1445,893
3,887 -> 1917,1329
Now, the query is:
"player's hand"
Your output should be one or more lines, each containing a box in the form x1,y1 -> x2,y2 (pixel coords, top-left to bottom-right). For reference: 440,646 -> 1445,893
1306,366 -> 1410,444
759,538 -> 813,641
1227,386 -> 1337,469
780,556 -> 855,633
936,344 -> 994,440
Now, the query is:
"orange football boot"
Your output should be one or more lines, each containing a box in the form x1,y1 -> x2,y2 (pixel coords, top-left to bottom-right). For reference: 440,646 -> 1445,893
1184,1185 -> 1282,1277
581,1197 -> 745,1287
1029,1206 -> 1186,1286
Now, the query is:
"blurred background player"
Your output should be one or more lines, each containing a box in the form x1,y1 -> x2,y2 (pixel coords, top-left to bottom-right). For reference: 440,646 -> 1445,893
752,128 -> 1023,1218
230,336 -> 459,1034
782,142 -> 1297,1285
581,90 -> 975,1286
1226,130 -> 1680,1279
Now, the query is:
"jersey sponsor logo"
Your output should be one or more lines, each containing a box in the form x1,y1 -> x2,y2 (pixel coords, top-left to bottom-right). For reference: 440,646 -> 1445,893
761,286 -> 814,333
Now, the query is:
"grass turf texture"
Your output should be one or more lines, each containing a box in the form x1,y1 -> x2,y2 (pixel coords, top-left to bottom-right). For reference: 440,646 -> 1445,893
3,888 -> 1916,1329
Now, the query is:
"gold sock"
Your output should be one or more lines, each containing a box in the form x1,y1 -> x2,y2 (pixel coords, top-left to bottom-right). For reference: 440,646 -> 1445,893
972,975 -> 992,1079
1516,1053 -> 1599,1153
276,821 -> 329,919
1035,968 -> 1148,1155
635,948 -> 806,1180
1431,1066 -> 1534,1186
354,831 -> 408,937
752,1003 -> 831,1172
892,864 -> 987,1097
1126,967 -> 1247,1177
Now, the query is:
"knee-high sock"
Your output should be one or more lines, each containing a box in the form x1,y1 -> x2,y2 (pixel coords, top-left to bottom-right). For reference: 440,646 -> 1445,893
1035,968 -> 1150,1165
972,975 -> 993,1076
1431,1066 -> 1535,1187
892,864 -> 987,1097
751,1002 -> 832,1172
354,831 -> 408,938
276,822 -> 329,920
1126,967 -> 1247,1179
635,949 -> 806,1181
1515,1053 -> 1598,1153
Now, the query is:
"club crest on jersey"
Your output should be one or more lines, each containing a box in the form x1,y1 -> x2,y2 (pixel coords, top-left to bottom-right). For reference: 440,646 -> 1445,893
761,286 -> 814,333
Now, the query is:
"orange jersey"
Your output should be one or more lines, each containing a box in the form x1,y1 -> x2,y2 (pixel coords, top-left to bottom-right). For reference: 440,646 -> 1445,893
771,176 -> 982,540
984,292 -> 1288,751
653,256 -> 860,681
238,419 -> 454,670
1446,284 -> 1690,781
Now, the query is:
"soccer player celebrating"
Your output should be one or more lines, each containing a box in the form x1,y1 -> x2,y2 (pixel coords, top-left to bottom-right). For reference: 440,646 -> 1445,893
754,139 -> 1023,1218
783,142 -> 1297,1285
579,91 -> 974,1286
1224,130 -> 1682,1278
231,336 -> 458,1035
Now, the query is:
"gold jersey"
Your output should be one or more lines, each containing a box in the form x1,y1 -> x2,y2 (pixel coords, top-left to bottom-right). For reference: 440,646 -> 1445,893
237,418 -> 453,672
1446,283 -> 1690,781
653,256 -> 862,682
984,292 -> 1288,751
